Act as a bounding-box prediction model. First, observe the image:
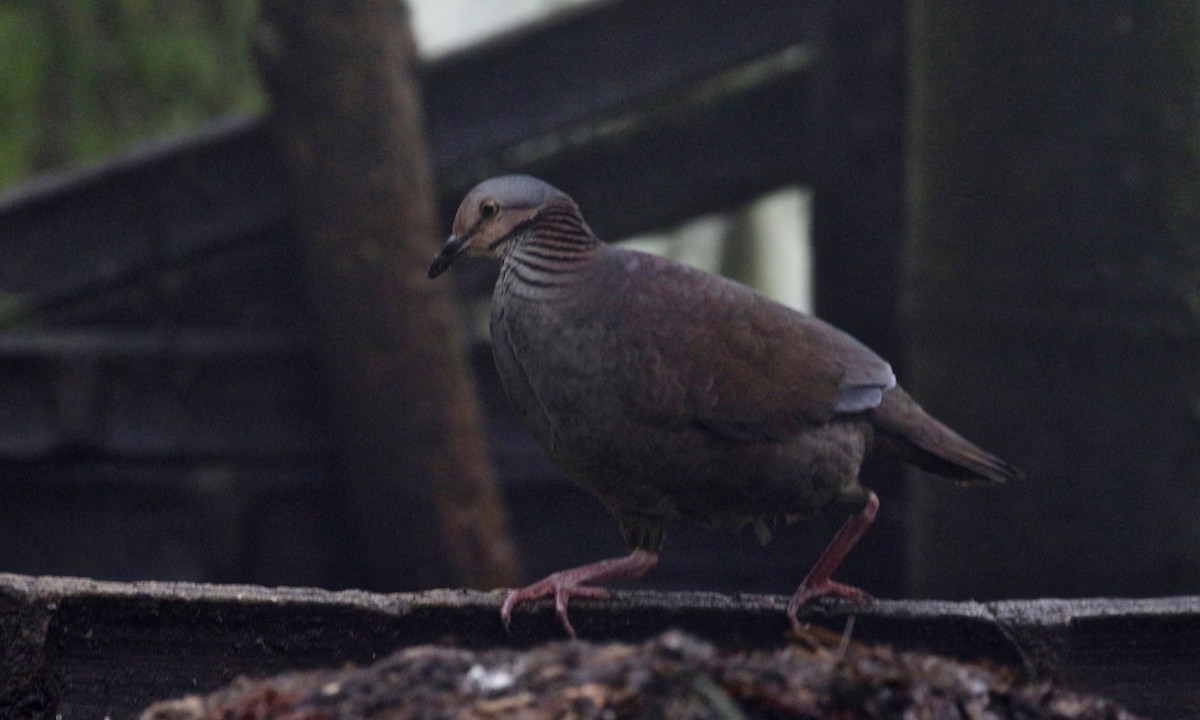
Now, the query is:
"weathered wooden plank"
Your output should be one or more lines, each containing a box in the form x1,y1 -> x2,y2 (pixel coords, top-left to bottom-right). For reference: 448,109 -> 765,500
0,466 -> 345,585
422,0 -> 816,171
0,117 -> 285,316
0,330 -> 329,458
1,575 -> 1195,719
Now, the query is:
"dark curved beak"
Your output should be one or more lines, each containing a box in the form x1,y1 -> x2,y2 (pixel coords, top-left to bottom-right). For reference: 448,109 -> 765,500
428,234 -> 467,279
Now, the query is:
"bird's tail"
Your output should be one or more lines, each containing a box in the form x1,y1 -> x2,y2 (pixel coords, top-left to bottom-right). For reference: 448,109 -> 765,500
871,387 -> 1022,485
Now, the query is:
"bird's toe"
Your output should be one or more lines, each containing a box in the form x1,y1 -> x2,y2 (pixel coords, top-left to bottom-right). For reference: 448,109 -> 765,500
786,580 -> 874,628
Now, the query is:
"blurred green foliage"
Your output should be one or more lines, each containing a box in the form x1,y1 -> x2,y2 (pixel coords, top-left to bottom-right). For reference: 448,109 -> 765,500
0,0 -> 265,189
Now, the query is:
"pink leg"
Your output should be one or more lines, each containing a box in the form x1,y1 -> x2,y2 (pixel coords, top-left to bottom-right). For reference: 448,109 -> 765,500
501,550 -> 659,638
786,491 -> 880,628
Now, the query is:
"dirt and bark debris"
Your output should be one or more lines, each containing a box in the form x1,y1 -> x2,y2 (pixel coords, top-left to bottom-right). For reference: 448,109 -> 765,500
140,630 -> 1139,720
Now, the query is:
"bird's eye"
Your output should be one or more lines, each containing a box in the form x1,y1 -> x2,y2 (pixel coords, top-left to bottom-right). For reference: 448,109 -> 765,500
480,200 -> 499,219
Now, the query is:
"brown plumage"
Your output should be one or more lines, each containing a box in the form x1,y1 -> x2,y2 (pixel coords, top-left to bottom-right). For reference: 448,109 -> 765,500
429,175 -> 1020,637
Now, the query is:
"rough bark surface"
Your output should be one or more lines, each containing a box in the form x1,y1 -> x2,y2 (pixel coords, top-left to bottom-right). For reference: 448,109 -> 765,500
254,0 -> 518,591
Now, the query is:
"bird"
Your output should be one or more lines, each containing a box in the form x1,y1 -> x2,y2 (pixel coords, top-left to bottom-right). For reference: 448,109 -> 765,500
428,175 -> 1020,638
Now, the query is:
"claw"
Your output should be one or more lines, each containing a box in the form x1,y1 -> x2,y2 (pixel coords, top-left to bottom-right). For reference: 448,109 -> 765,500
786,580 -> 873,629
498,550 -> 658,638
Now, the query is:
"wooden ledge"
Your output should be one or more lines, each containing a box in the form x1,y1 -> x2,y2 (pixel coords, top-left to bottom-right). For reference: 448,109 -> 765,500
1,574 -> 1196,718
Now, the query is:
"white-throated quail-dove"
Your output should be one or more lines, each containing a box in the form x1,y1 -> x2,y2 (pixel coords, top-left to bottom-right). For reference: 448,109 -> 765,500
429,175 -> 1020,637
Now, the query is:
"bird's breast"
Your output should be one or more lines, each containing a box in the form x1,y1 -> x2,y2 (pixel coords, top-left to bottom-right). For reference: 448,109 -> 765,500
491,284 -> 623,458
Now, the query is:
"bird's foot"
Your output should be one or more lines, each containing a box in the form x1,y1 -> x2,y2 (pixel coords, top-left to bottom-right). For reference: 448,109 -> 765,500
501,578 -> 609,639
500,550 -> 659,639
785,492 -> 879,630
786,580 -> 873,629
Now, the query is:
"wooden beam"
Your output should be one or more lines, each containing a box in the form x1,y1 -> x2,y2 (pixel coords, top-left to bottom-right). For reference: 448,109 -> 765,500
2,574 -> 1196,719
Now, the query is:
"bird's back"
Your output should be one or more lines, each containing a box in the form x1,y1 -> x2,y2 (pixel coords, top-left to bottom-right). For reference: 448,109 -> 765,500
491,242 -> 900,526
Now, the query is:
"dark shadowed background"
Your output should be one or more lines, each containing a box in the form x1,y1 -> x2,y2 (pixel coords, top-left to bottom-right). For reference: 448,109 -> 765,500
0,0 -> 1196,604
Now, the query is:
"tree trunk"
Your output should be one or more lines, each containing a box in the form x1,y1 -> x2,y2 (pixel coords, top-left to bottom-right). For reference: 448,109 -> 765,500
255,0 -> 519,590
905,2 -> 1200,598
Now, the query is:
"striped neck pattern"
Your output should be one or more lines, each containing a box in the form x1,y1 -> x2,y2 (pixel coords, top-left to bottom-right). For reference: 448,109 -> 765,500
499,199 -> 599,300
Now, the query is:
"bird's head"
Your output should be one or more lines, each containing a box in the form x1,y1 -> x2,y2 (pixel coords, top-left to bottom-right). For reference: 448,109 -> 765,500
428,175 -> 572,278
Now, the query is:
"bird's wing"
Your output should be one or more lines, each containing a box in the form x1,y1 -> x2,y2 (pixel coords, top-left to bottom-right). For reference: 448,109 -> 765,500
611,250 -> 895,442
